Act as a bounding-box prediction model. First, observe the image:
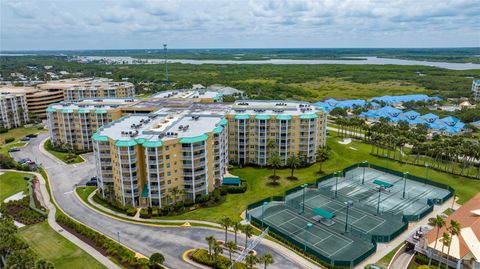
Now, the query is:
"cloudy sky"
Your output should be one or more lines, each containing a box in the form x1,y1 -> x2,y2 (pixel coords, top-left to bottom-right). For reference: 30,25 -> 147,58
1,0 -> 479,50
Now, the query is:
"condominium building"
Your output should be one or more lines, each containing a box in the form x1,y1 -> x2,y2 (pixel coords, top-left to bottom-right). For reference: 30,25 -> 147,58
92,111 -> 228,207
0,93 -> 29,129
0,86 -> 64,119
38,78 -> 135,101
152,89 -> 223,102
226,100 -> 327,166
46,98 -> 136,151
472,79 -> 480,102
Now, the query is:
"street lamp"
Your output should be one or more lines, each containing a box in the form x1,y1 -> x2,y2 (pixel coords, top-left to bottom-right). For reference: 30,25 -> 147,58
376,187 -> 383,215
362,161 -> 368,185
334,172 -> 339,199
402,172 -> 409,199
304,223 -> 313,252
425,163 -> 429,185
383,154 -> 388,171
117,231 -> 120,243
261,201 -> 268,228
344,200 -> 353,233
301,183 -> 308,214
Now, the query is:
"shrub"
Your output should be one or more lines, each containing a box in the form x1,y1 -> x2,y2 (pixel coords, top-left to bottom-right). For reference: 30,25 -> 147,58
0,197 -> 45,225
126,207 -> 137,216
191,249 -> 247,269
139,208 -> 150,219
221,181 -> 247,194
5,137 -> 14,143
0,154 -> 16,169
0,127 -> 8,133
184,199 -> 194,207
151,208 -> 159,217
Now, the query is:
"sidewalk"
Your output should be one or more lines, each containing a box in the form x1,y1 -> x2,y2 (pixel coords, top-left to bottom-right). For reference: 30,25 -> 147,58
1,169 -> 120,269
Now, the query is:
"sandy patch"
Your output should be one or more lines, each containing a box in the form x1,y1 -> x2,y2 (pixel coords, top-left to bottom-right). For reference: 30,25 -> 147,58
338,138 -> 352,145
4,191 -> 26,203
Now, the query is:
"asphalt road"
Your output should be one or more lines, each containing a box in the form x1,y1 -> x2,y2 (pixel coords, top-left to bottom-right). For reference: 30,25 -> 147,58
12,132 -> 307,269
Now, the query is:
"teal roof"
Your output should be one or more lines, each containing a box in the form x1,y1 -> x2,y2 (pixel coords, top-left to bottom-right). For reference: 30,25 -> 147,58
143,140 -> 163,148
115,140 -> 137,147
255,115 -> 271,120
275,115 -> 292,120
312,208 -> 335,219
179,133 -> 209,144
78,109 -> 90,114
373,179 -> 394,188
219,118 -> 228,125
141,185 -> 149,198
223,177 -> 241,185
234,114 -> 250,120
135,138 -> 146,144
95,109 -> 107,114
92,134 -> 109,142
300,114 -> 318,119
214,93 -> 223,100
213,126 -> 223,134
61,108 -> 73,113
46,107 -> 56,112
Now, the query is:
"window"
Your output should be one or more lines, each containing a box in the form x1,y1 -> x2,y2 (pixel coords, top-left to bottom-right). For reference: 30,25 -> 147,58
165,146 -> 170,150
166,163 -> 170,168
167,180 -> 171,184
166,155 -> 170,160
167,172 -> 171,176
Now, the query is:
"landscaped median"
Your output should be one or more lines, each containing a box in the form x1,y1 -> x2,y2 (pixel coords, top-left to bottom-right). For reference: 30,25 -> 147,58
43,139 -> 84,164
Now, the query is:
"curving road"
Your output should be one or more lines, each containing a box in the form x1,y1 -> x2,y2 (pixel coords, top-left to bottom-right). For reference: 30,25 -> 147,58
12,133 -> 317,269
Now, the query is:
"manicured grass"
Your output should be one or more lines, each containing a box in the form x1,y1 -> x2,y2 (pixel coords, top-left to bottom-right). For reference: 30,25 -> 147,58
165,136 -> 479,223
17,221 -> 105,269
0,126 -> 44,144
0,171 -> 29,201
44,139 -> 83,164
0,142 -> 26,156
75,186 -> 126,214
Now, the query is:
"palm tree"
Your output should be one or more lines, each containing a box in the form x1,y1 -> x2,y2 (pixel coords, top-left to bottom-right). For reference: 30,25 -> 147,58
170,187 -> 180,204
245,253 -> 258,269
232,221 -> 241,245
429,215 -> 445,266
286,154 -> 300,179
438,232 -> 451,269
268,153 -> 282,182
242,224 -> 255,250
316,147 -> 329,174
446,220 -> 461,267
205,235 -> 216,256
267,139 -> 276,156
149,253 -> 165,269
225,241 -> 237,262
219,217 -> 232,242
258,253 -> 274,269
213,241 -> 223,263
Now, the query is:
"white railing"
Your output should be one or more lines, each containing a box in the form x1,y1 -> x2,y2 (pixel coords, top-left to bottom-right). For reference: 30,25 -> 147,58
229,227 -> 269,269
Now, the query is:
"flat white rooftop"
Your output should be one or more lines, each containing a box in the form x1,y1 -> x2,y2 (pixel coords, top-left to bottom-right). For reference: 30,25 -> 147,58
152,90 -> 220,99
230,100 -> 319,116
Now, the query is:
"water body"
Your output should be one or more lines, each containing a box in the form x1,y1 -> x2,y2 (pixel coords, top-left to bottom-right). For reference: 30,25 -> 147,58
78,56 -> 480,70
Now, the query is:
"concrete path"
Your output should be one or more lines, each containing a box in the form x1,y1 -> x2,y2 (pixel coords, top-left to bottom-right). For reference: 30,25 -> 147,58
0,169 -> 120,269
4,191 -> 26,203
10,133 -> 319,269
390,250 -> 414,269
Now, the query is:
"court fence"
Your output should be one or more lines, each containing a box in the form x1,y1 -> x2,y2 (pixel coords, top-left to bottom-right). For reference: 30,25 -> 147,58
245,162 -> 454,268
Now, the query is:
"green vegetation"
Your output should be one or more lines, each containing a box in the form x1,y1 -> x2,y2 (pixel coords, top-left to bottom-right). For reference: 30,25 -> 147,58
44,139 -> 83,164
0,126 -> 43,144
190,249 -> 248,269
375,243 -> 404,267
17,221 -> 105,269
0,171 -> 29,201
0,141 -> 26,156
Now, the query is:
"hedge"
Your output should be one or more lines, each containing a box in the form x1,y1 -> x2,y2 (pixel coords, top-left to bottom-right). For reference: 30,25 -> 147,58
191,249 -> 248,269
5,137 -> 14,143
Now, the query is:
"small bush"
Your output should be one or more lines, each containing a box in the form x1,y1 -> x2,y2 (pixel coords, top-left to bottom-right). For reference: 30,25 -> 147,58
5,137 -> 14,143
221,181 -> 247,194
191,249 -> 248,269
151,208 -> 159,217
0,127 -> 8,133
139,208 -> 150,219
126,207 -> 137,216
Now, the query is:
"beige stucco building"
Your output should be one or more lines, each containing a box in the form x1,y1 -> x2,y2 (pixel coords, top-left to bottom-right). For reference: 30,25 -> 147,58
0,86 -> 64,119
0,93 -> 29,129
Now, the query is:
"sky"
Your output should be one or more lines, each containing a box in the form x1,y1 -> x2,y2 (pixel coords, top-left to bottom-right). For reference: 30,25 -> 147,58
1,0 -> 479,51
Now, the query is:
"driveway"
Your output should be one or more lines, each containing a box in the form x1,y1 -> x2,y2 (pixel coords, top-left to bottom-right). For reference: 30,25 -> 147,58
12,132 -> 313,269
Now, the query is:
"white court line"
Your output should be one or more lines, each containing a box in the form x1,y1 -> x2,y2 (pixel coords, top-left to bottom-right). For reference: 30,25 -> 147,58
313,234 -> 333,246
327,239 -> 354,257
263,208 -> 290,222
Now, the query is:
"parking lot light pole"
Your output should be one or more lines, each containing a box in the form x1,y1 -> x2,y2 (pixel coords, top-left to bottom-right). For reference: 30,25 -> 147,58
304,223 -> 313,252
117,231 -> 120,243
334,172 -> 339,199
403,172 -> 409,199
425,163 -> 429,185
302,183 -> 308,214
377,187 -> 382,215
261,201 -> 268,228
344,201 -> 353,233
362,161 -> 367,185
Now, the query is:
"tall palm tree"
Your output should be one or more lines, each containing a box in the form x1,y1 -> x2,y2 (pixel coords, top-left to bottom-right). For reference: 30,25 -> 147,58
446,220 -> 461,267
170,187 -> 180,204
286,154 -> 300,179
219,217 -> 232,242
232,221 -> 241,245
268,153 -> 282,181
258,253 -> 274,269
245,253 -> 258,269
267,139 -> 276,156
316,147 -> 329,174
242,224 -> 255,250
225,241 -> 237,262
429,215 -> 445,266
213,241 -> 223,263
438,232 -> 451,269
205,235 -> 216,256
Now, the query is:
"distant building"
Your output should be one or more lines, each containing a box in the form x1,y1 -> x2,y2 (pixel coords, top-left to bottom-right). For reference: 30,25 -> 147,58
0,86 -> 64,119
152,89 -> 223,103
422,193 -> 480,269
0,93 -> 29,129
371,94 -> 441,105
472,80 -> 480,102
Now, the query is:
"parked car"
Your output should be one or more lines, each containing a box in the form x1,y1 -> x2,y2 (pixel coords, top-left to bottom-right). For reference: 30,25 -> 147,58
8,148 -> 20,152
26,134 -> 38,138
20,137 -> 30,141
86,179 -> 98,186
18,158 -> 32,165
90,176 -> 98,181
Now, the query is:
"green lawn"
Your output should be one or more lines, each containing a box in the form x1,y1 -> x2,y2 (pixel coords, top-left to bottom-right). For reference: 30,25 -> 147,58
0,171 -> 29,201
0,142 -> 26,156
75,186 -> 127,214
0,126 -> 44,144
44,139 -> 83,164
17,221 -> 105,269
164,136 -> 480,223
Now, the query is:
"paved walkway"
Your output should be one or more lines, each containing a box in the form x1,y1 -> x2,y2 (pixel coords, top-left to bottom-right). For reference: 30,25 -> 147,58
0,169 -> 120,269
390,250 -> 414,269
